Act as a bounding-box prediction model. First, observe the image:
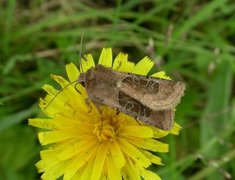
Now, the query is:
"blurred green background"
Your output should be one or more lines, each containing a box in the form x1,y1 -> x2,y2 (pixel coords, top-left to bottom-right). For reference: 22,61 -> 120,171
0,0 -> 235,179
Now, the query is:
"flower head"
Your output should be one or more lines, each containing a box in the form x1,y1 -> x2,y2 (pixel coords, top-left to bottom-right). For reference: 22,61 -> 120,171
29,48 -> 181,180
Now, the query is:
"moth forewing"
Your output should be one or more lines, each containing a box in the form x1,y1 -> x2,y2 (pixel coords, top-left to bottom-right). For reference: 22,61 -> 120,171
148,109 -> 174,130
117,91 -> 174,130
116,74 -> 185,111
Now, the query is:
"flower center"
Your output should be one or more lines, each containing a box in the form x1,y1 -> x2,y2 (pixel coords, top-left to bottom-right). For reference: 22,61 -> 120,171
93,111 -> 122,142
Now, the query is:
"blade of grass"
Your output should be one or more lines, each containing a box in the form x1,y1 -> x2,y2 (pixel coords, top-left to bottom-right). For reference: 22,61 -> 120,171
188,149 -> 235,180
2,0 -> 16,58
0,105 -> 37,132
200,59 -> 233,179
174,0 -> 229,38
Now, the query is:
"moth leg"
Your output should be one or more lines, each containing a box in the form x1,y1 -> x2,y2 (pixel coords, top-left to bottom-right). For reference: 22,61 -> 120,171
92,102 -> 105,131
115,109 -> 120,115
84,98 -> 104,116
84,98 -> 93,113
85,99 -> 103,116
136,117 -> 142,126
94,103 -> 103,115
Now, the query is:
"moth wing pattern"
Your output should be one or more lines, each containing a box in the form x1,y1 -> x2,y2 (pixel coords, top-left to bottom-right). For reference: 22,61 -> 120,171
118,91 -> 151,119
116,73 -> 185,111
118,91 -> 174,130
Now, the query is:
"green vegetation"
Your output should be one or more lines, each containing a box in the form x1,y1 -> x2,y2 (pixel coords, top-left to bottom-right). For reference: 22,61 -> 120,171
0,0 -> 234,179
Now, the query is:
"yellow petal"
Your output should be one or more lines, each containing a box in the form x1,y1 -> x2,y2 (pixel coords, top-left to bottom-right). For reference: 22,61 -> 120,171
64,159 -> 85,180
141,149 -> 163,165
43,76 -> 90,114
51,75 -> 71,88
70,168 -> 82,180
106,155 -> 122,180
151,127 -> 169,138
113,53 -> 128,70
112,53 -> 135,73
66,63 -> 80,83
90,143 -> 108,180
121,125 -> 153,138
36,160 -> 47,173
37,147 -> 68,173
132,57 -> 154,75
39,97 -> 75,119
43,78 -> 80,108
122,159 -> 141,180
51,115 -> 82,130
152,122 -> 181,137
99,173 -> 108,180
140,168 -> 161,180
28,118 -> 55,130
38,130 -> 77,145
118,138 -> 151,168
40,150 -> 60,164
151,71 -> 171,80
78,161 -> 93,180
42,84 -> 58,96
36,157 -> 58,173
109,141 -> 125,169
80,54 -> 95,72
40,160 -> 69,180
170,123 -> 181,135
57,139 -> 97,160
98,48 -> 113,67
135,139 -> 169,152
63,142 -> 98,180
47,76 -> 85,109
39,92 -> 63,112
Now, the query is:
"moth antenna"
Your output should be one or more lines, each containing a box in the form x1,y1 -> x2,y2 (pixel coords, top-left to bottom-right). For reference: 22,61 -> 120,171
74,81 -> 80,92
44,32 -> 86,112
44,80 -> 79,111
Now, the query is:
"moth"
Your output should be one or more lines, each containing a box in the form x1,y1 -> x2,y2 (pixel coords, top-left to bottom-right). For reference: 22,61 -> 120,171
78,64 -> 185,130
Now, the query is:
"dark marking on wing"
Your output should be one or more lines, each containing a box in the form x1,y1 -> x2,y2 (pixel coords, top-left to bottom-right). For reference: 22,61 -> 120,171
122,76 -> 159,94
118,91 -> 151,117
118,91 -> 173,130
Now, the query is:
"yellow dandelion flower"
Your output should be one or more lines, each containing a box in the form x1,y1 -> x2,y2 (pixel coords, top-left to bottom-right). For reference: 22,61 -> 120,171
29,48 -> 181,180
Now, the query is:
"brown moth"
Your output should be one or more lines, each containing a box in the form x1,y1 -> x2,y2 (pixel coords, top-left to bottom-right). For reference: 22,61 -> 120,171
78,64 -> 185,130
